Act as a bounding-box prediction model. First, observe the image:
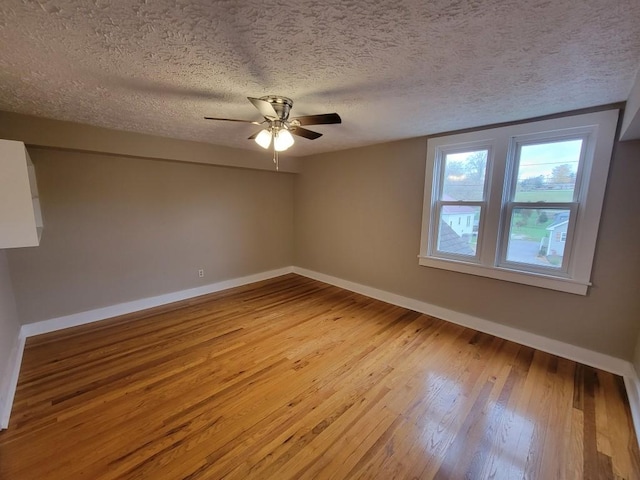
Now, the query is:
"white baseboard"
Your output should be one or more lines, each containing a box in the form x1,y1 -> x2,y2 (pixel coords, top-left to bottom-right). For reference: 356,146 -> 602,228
624,372 -> 640,446
0,332 -> 26,429
293,267 -> 634,378
20,266 -> 294,338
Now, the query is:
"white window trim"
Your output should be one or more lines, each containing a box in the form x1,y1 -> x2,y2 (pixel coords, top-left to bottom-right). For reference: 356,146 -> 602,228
418,109 -> 619,295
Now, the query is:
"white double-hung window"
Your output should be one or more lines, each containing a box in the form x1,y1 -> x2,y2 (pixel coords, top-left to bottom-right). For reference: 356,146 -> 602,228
419,109 -> 619,295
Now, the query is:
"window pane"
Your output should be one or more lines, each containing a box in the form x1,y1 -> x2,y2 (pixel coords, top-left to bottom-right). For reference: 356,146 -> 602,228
505,208 -> 570,268
442,150 -> 487,201
514,139 -> 582,202
437,205 -> 480,256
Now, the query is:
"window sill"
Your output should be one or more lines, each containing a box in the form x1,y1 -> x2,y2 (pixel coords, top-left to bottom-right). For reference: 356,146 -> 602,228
417,255 -> 590,295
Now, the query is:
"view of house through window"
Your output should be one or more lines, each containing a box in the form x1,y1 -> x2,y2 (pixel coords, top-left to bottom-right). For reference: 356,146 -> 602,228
505,207 -> 571,267
437,204 -> 481,256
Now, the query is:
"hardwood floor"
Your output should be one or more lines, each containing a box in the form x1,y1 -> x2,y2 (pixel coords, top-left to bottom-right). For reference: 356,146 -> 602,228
1,274 -> 639,479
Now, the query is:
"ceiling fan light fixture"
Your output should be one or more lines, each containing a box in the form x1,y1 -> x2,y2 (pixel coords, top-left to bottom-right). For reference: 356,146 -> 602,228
205,96 -> 341,166
255,129 -> 272,149
274,129 -> 294,151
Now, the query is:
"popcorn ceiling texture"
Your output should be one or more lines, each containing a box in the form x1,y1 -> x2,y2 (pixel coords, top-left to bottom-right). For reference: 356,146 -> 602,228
0,0 -> 639,156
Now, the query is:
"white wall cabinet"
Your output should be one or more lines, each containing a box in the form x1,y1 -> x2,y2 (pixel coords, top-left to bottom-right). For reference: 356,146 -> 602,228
0,140 -> 42,248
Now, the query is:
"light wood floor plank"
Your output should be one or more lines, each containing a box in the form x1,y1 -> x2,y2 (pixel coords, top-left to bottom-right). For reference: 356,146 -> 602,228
1,274 -> 638,479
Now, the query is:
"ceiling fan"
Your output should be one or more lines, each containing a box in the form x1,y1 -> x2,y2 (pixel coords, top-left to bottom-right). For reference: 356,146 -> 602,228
205,95 -> 341,170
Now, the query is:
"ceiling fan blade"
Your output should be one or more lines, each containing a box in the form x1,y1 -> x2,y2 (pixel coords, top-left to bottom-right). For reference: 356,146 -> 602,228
248,131 -> 260,140
204,116 -> 262,125
291,113 -> 342,126
291,127 -> 323,140
248,97 -> 279,120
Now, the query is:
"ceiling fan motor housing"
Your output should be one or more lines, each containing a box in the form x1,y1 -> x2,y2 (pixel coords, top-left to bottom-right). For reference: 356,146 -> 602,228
261,95 -> 293,121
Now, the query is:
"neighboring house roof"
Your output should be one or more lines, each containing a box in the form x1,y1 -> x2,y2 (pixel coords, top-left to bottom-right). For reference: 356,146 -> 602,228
546,220 -> 569,231
438,220 -> 475,256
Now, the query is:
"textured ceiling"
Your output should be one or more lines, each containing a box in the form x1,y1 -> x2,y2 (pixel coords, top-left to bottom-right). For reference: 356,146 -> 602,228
1,0 -> 639,157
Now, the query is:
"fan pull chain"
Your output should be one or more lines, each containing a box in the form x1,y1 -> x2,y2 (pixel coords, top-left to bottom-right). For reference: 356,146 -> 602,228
273,148 -> 279,171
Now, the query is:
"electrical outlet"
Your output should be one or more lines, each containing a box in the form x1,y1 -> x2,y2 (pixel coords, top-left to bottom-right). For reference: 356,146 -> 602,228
198,269 -> 204,278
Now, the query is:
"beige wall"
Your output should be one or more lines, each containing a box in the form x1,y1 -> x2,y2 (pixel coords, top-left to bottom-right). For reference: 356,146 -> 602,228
294,138 -> 640,360
7,148 -> 294,324
0,250 -> 20,343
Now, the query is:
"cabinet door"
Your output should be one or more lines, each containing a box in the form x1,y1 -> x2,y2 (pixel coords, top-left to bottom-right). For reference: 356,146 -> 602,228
0,139 -> 42,248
